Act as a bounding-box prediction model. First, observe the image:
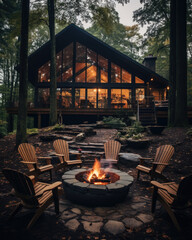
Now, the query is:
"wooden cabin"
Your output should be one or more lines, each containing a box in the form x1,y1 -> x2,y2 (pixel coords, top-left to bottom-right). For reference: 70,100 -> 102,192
7,24 -> 169,128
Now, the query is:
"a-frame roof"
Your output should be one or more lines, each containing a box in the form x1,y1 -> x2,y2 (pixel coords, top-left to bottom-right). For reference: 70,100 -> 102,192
28,24 -> 168,88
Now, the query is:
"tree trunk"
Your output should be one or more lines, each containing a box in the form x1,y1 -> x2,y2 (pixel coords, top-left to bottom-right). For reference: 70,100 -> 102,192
48,0 -> 57,126
174,0 -> 188,126
16,0 -> 30,146
168,0 -> 176,126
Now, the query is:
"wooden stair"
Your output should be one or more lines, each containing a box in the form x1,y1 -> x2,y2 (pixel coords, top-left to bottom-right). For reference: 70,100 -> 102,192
139,106 -> 157,126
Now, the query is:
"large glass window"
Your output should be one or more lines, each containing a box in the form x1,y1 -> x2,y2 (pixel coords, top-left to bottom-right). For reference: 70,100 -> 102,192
75,88 -> 86,108
136,88 -> 145,102
38,88 -> 50,107
38,62 -> 50,83
111,63 -> 131,84
62,43 -> 73,82
75,42 -> 86,82
87,89 -> 97,108
135,76 -> 144,84
87,48 -> 97,83
98,89 -> 108,108
122,69 -> 131,83
111,63 -> 121,83
56,51 -> 62,82
60,88 -> 72,108
111,89 -> 131,108
98,55 -> 108,83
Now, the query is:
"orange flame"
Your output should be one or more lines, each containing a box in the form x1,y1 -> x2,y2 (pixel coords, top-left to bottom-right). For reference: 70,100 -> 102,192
87,159 -> 105,182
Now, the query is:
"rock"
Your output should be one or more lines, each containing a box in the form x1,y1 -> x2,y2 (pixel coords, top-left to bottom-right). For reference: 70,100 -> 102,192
104,220 -> 125,235
71,208 -> 81,215
75,133 -> 85,142
82,221 -> 103,233
83,127 -> 97,136
119,153 -> 141,167
60,211 -> 77,220
65,219 -> 80,231
131,202 -> 146,210
107,213 -> 123,220
81,215 -> 103,222
123,217 -> 143,229
136,213 -> 153,223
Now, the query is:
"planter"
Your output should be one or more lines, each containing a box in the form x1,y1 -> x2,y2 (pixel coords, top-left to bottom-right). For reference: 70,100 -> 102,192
126,138 -> 150,148
148,126 -> 165,135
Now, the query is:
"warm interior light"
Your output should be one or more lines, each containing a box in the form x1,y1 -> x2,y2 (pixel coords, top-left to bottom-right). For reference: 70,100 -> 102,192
151,78 -> 153,81
167,86 -> 170,90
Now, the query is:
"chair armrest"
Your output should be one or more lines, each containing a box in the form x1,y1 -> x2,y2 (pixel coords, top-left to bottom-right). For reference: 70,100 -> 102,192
20,161 -> 37,164
152,162 -> 169,165
151,181 -> 177,197
54,153 -> 64,157
29,175 -> 36,184
35,181 -> 62,197
139,157 -> 153,164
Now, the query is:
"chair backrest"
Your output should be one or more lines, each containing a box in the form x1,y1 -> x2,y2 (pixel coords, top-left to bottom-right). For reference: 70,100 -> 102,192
175,175 -> 192,205
104,140 -> 121,160
53,139 -> 69,163
2,168 -> 38,207
154,145 -> 174,173
18,143 -> 37,171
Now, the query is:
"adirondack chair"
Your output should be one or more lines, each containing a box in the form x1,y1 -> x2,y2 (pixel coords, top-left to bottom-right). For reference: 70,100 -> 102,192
18,143 -> 53,180
53,139 -> 82,170
2,168 -> 62,229
104,140 -> 121,164
136,145 -> 174,181
151,175 -> 192,231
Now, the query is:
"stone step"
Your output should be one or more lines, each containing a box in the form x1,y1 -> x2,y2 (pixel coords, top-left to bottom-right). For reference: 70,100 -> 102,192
70,144 -> 104,152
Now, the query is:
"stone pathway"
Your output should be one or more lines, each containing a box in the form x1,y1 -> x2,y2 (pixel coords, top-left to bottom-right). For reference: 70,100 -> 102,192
44,182 -> 154,236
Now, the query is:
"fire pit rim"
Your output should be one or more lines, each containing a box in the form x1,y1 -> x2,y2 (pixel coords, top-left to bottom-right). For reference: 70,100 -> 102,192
62,168 -> 134,206
62,168 -> 133,189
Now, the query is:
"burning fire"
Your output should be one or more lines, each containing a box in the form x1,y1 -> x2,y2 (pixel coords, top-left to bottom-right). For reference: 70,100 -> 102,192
87,159 -> 105,182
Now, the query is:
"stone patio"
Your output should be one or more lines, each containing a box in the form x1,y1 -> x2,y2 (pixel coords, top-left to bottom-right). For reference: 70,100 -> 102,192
43,178 -> 154,236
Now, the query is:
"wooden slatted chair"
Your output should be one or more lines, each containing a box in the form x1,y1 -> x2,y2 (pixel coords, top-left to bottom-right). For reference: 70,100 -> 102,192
136,145 -> 174,181
2,168 -> 62,229
18,143 -> 53,180
104,140 -> 121,164
151,175 -> 192,231
53,139 -> 82,170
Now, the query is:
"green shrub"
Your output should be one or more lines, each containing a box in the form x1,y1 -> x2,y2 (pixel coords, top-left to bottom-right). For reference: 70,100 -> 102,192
114,109 -> 134,126
0,120 -> 7,138
0,126 -> 7,138
27,128 -> 39,135
102,116 -> 126,129
118,121 -> 145,140
52,123 -> 65,131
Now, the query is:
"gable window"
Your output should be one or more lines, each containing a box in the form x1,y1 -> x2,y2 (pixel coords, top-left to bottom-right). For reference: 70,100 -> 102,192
111,63 -> 132,83
135,76 -> 144,84
62,43 -> 73,82
75,42 -> 86,82
98,55 -> 108,83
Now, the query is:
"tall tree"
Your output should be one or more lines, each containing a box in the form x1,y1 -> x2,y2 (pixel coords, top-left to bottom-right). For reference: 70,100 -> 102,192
168,0 -> 176,126
16,0 -> 30,146
47,0 -> 57,126
174,0 -> 188,126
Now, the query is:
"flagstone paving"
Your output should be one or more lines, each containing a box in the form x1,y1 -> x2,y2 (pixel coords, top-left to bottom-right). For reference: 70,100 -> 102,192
42,181 -> 154,236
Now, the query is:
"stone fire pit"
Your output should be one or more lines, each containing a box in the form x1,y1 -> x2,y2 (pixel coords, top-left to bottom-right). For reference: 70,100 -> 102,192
62,168 -> 133,206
